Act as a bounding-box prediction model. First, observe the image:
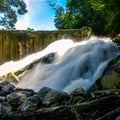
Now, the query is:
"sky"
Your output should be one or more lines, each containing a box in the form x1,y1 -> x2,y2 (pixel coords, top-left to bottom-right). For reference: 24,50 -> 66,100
15,0 -> 67,30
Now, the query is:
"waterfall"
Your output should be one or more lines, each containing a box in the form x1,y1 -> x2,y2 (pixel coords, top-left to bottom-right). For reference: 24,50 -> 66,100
0,36 -> 119,93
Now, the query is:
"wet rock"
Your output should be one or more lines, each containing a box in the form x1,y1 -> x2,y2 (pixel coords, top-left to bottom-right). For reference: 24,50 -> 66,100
0,96 -> 6,102
89,55 -> 120,92
99,55 -> 120,90
36,106 -> 77,120
74,94 -> 120,119
16,53 -> 56,80
40,53 -> 56,64
0,80 -> 9,87
0,80 -> 15,96
38,87 -> 70,107
0,106 -> 77,120
15,88 -> 35,97
0,102 -> 12,114
69,88 -> 89,104
19,94 -> 41,111
7,92 -> 27,106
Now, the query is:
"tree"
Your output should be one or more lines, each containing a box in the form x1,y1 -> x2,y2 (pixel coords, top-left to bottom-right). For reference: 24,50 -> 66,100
0,0 -> 27,29
49,0 -> 120,36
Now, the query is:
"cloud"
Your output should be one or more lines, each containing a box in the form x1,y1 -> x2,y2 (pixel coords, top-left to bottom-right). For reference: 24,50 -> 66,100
15,0 -> 56,30
15,16 -> 29,30
15,0 -> 30,30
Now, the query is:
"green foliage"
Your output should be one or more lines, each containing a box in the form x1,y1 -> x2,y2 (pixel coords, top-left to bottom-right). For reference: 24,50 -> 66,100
0,0 -> 27,29
49,0 -> 120,36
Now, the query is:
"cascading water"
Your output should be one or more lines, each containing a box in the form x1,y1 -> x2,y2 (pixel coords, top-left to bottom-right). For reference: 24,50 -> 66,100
0,36 -> 119,93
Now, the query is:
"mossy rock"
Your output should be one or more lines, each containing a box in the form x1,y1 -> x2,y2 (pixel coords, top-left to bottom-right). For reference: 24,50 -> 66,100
99,55 -> 120,90
101,71 -> 120,89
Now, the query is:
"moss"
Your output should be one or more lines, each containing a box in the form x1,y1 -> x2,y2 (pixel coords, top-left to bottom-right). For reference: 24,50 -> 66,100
101,72 -> 120,89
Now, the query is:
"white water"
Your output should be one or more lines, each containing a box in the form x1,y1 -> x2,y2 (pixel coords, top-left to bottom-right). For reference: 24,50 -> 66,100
0,36 -> 119,93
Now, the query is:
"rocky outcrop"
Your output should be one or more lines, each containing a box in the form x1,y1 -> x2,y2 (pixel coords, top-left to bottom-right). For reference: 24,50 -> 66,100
0,80 -> 120,120
89,55 -> 120,92
100,55 -> 120,90
0,52 -> 56,83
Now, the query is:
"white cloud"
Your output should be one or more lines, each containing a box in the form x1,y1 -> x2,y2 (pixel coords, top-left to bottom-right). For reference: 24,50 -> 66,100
15,0 -> 29,30
15,0 -> 56,30
15,16 -> 29,30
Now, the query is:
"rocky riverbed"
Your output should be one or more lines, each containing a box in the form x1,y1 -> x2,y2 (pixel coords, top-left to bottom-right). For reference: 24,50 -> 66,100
0,80 -> 120,120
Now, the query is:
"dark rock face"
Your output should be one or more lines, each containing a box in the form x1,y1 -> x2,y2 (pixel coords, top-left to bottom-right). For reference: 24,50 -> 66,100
38,87 -> 70,107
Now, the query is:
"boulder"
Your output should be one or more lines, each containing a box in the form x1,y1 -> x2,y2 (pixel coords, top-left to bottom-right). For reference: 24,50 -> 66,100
38,87 -> 70,107
19,94 -> 41,111
15,88 -> 35,97
0,80 -> 15,96
7,92 -> 27,106
69,88 -> 89,104
0,102 -> 12,114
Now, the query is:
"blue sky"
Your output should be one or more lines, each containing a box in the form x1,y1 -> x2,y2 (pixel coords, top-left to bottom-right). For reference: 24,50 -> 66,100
15,0 -> 67,30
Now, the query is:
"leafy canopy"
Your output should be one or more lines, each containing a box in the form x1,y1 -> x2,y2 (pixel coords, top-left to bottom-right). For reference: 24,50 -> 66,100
48,0 -> 120,36
0,0 -> 27,29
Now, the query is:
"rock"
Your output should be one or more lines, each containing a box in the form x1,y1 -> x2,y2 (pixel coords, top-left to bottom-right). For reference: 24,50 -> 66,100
89,55 -> 120,91
113,34 -> 120,48
0,106 -> 77,120
38,87 -> 70,107
40,53 -> 56,64
36,106 -> 77,120
99,55 -> 120,90
0,80 -> 15,96
0,80 -> 9,87
0,96 -> 6,102
69,88 -> 89,104
74,94 -> 120,119
7,92 -> 27,106
15,53 -> 56,81
0,102 -> 12,114
0,113 -> 23,120
19,94 -> 41,111
0,87 -> 120,119
15,88 -> 35,97
97,106 -> 120,120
